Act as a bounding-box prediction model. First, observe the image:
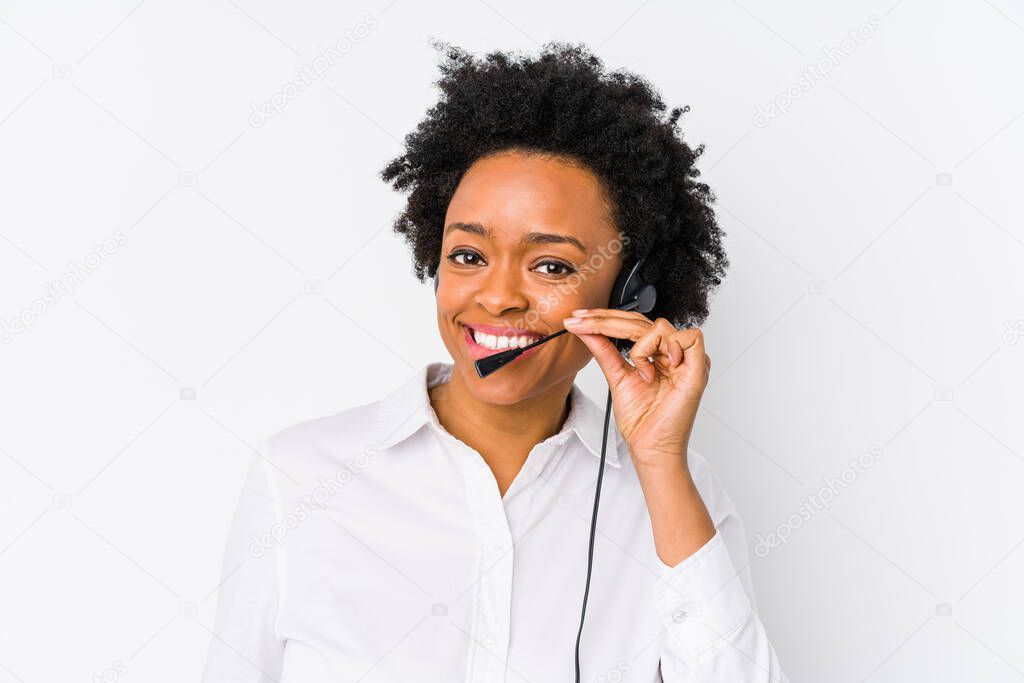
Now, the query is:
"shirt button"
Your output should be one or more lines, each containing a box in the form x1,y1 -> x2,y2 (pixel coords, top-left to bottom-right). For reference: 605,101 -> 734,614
483,632 -> 496,647
672,601 -> 702,623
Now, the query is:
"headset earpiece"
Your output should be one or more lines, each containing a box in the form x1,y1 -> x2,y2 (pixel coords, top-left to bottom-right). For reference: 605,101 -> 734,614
609,257 -> 656,312
607,256 -> 657,352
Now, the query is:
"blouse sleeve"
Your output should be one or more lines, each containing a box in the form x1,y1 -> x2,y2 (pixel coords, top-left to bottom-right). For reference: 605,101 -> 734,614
653,451 -> 788,682
201,443 -> 286,682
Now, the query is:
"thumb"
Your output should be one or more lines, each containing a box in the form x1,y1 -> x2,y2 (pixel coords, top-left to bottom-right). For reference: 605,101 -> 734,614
574,332 -> 632,387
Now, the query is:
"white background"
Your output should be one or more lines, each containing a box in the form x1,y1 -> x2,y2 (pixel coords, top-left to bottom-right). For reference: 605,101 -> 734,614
1,1 -> 1022,681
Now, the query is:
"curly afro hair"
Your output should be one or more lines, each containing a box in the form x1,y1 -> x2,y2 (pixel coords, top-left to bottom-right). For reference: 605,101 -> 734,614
380,40 -> 728,328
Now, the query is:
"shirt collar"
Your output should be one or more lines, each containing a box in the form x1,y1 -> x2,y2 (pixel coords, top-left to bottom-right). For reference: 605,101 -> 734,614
375,361 -> 621,468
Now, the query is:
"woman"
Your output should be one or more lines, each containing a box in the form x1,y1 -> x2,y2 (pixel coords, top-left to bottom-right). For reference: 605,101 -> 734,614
202,41 -> 787,682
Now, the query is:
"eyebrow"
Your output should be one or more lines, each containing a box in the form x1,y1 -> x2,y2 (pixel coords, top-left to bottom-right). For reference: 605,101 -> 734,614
444,221 -> 587,255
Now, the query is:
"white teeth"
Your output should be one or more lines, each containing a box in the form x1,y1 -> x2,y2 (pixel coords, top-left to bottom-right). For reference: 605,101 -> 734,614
471,329 -> 539,350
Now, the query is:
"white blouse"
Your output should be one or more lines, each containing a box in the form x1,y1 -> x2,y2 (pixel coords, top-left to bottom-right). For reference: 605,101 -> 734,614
201,361 -> 787,682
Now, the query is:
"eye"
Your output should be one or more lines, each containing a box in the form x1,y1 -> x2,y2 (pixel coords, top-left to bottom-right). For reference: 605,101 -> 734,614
534,260 -> 576,277
448,249 -> 484,266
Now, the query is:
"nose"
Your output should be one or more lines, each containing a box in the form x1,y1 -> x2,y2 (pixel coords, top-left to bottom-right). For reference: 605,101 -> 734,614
474,262 -> 529,316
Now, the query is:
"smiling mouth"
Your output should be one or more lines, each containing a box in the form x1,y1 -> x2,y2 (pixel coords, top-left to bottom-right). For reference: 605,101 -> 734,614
462,324 -> 546,362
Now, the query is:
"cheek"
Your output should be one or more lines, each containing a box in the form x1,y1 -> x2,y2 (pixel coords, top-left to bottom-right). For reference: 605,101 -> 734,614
434,287 -> 462,322
541,288 -> 589,317
435,305 -> 457,345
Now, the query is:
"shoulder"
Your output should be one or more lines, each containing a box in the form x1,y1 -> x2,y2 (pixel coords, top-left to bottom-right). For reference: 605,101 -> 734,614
255,363 -> 440,482
260,398 -> 384,477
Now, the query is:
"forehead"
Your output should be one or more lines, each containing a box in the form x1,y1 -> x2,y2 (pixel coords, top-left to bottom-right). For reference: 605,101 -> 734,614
444,152 -> 618,249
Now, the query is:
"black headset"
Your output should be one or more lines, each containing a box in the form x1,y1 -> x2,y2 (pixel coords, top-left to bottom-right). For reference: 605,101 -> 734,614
432,255 -> 657,681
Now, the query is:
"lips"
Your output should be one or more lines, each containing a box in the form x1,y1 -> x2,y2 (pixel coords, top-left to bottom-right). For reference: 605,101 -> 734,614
461,324 -> 548,363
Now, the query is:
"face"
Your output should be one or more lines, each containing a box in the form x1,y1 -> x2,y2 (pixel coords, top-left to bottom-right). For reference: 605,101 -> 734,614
435,150 -> 625,405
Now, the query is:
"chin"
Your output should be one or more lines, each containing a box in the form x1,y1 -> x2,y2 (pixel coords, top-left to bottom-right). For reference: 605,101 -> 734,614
454,358 -> 536,405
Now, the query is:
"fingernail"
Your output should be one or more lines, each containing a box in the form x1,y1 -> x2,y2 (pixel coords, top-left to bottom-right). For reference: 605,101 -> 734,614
572,309 -> 589,316
564,317 -> 582,324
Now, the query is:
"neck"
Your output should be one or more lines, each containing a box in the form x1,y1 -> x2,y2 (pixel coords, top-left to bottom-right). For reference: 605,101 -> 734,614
429,367 -> 574,473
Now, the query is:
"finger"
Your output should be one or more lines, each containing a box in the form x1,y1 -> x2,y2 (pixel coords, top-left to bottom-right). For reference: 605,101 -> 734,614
669,340 -> 682,367
571,332 -> 634,387
664,332 -> 684,367
674,329 -> 705,369
645,336 -> 681,369
631,350 -> 657,384
665,335 -> 688,368
629,321 -> 676,378
571,307 -> 653,322
563,314 -> 653,342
